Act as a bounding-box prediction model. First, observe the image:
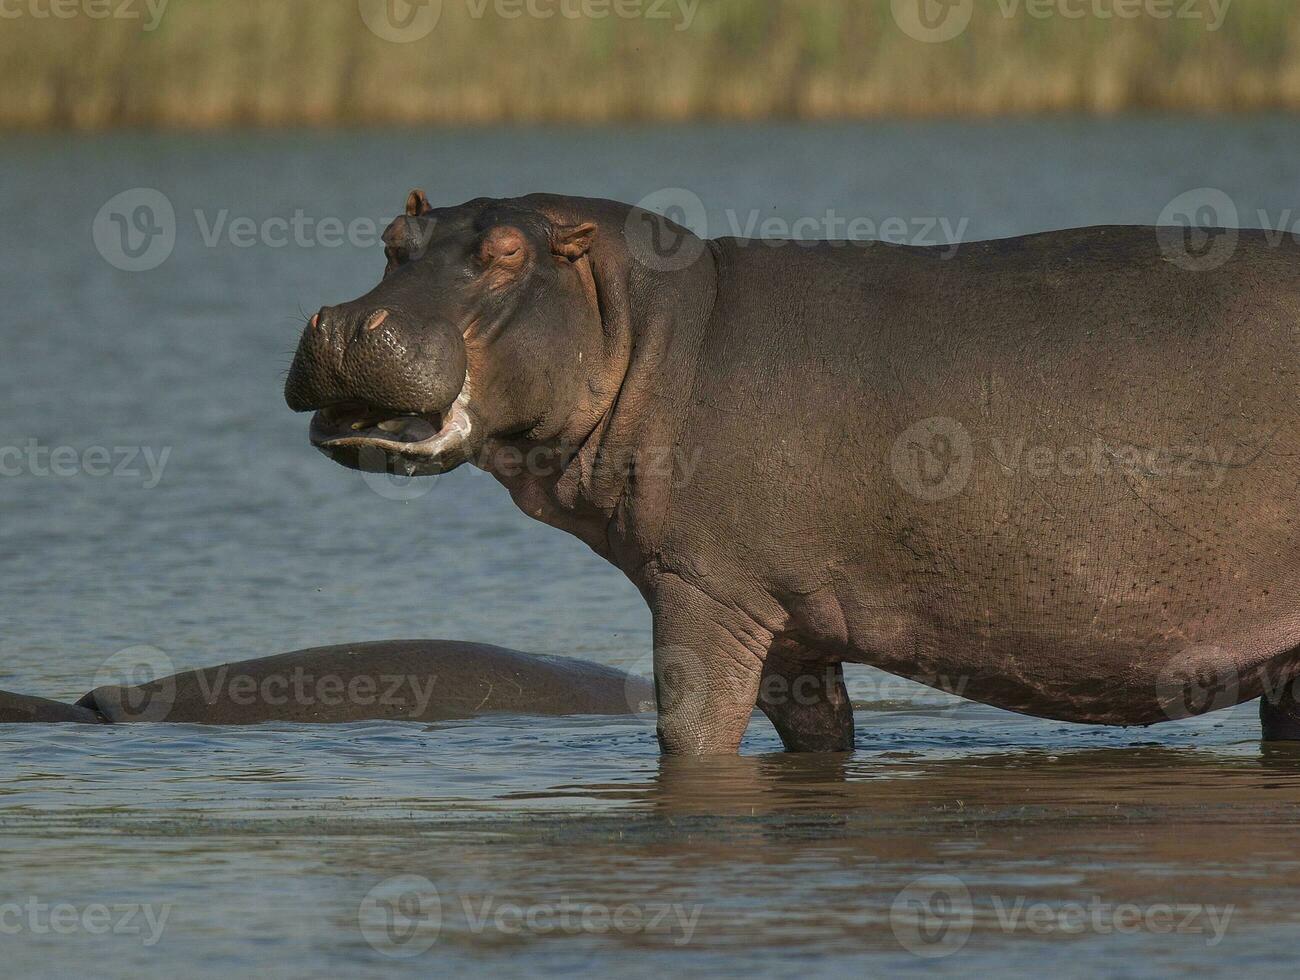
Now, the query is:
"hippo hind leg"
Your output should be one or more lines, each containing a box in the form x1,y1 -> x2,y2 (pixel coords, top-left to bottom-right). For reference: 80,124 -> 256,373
757,652 -> 855,753
1260,682 -> 1300,740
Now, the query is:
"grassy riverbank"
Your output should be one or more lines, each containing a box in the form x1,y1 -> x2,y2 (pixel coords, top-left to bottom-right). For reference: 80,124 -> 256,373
2,0 -> 1298,129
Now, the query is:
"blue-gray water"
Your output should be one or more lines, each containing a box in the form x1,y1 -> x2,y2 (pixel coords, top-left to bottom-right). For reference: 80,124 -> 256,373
3,119 -> 1300,977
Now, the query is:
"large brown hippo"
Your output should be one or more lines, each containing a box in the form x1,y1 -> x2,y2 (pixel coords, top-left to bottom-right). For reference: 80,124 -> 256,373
285,189 -> 1300,754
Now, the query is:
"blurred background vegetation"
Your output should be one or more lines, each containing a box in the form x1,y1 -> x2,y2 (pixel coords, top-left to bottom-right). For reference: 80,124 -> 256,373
2,0 -> 1297,129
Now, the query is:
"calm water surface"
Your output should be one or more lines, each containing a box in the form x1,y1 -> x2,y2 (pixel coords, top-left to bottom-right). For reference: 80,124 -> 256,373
2,118 -> 1300,976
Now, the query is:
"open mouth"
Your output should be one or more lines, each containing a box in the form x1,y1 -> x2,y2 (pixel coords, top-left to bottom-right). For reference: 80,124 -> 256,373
312,402 -> 444,445
309,399 -> 469,475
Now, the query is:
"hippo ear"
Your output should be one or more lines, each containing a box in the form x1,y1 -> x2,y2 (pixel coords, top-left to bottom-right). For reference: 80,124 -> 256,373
550,221 -> 597,260
405,189 -> 432,217
382,214 -> 433,274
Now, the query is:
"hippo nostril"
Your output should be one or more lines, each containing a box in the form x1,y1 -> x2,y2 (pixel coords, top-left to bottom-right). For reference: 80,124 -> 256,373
364,309 -> 390,333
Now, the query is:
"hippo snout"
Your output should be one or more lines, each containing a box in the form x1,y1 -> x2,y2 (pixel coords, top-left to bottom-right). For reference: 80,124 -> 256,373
284,303 -> 466,417
283,294 -> 473,476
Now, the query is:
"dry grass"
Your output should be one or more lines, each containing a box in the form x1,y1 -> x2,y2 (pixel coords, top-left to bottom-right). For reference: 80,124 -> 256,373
2,0 -> 1298,129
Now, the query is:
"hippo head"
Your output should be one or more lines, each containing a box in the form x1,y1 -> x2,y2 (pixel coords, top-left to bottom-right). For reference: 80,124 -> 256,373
284,190 -> 606,477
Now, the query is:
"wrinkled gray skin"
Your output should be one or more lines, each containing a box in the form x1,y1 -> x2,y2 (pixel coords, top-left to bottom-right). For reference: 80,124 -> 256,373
0,641 -> 652,724
286,190 -> 1300,754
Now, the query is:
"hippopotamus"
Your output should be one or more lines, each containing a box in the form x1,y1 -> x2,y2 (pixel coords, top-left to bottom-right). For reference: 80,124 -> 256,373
0,689 -> 102,724
0,640 -> 653,724
284,189 -> 1300,754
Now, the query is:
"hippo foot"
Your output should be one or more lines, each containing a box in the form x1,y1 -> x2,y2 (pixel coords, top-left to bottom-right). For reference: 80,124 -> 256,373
1260,686 -> 1300,741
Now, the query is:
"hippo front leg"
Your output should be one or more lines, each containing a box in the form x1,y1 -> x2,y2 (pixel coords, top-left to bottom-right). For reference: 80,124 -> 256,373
651,578 -> 766,755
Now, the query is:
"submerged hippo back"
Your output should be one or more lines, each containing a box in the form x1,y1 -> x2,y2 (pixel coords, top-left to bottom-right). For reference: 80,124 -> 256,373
0,690 -> 103,723
78,640 -> 654,724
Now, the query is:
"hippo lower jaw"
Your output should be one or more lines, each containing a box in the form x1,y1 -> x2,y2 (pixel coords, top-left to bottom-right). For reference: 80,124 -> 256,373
309,382 -> 474,476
